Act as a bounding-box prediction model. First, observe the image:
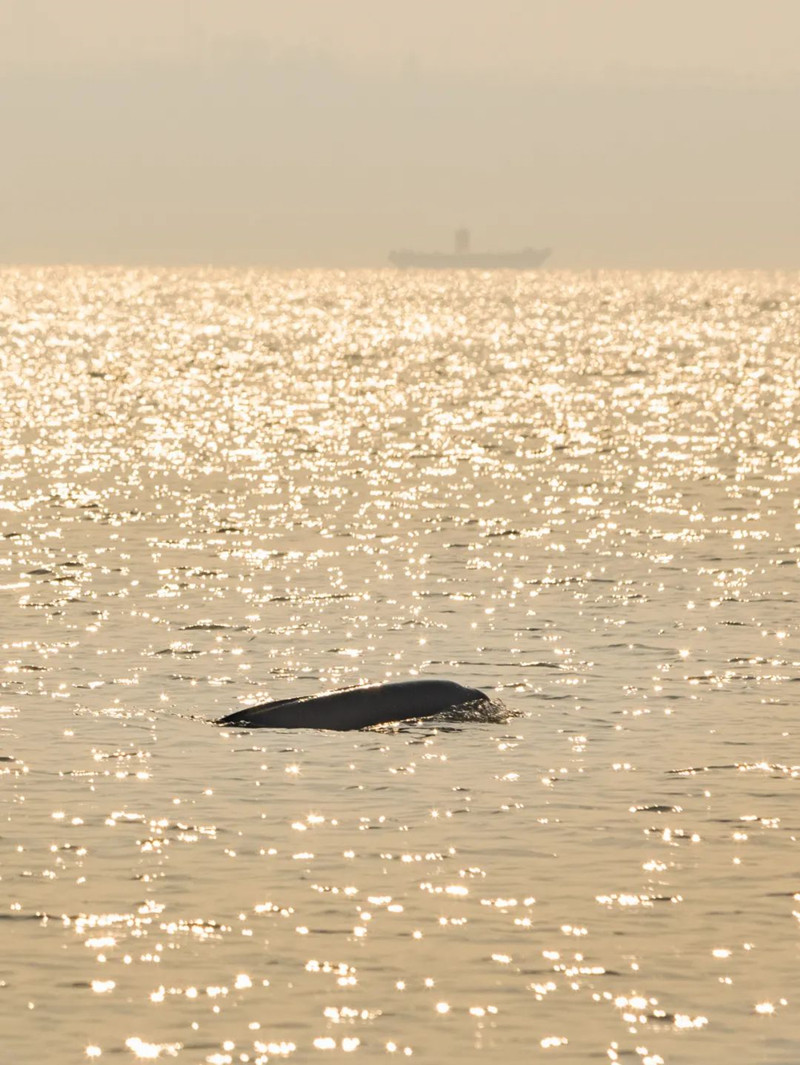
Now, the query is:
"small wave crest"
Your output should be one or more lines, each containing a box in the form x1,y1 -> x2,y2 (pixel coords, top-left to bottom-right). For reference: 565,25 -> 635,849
369,697 -> 517,730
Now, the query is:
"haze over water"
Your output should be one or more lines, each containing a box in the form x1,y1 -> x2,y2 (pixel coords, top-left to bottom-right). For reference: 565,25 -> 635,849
2,267 -> 800,1063
3,1 -> 800,268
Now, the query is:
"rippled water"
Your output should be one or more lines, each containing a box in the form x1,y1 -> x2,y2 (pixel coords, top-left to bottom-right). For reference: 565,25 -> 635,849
2,268 -> 799,1064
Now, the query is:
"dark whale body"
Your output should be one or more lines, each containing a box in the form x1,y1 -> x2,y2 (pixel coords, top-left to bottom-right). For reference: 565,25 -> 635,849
217,679 -> 490,731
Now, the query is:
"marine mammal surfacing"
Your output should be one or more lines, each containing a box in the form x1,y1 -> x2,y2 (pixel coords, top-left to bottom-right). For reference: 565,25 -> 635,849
216,678 -> 491,731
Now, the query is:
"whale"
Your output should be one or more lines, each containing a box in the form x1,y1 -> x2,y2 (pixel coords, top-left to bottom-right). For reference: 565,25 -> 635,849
216,678 -> 492,731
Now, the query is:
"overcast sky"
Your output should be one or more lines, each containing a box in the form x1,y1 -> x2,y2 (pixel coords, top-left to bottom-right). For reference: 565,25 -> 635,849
1,0 -> 798,267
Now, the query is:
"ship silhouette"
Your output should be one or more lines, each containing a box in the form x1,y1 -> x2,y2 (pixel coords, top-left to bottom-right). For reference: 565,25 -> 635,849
389,228 -> 551,269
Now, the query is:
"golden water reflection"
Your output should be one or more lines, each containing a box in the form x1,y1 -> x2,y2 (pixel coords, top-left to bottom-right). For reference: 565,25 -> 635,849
1,268 -> 799,1062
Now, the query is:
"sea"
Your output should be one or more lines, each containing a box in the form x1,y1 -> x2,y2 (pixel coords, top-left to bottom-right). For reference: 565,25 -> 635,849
1,267 -> 798,1064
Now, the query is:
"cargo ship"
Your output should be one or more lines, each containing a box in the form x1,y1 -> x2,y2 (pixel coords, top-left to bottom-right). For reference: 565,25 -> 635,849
389,228 -> 551,269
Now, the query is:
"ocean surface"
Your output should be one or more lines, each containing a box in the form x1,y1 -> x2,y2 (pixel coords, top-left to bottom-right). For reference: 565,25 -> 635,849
1,267 -> 799,1065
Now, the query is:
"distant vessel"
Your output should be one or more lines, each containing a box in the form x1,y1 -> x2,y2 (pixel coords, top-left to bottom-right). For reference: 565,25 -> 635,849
389,228 -> 551,270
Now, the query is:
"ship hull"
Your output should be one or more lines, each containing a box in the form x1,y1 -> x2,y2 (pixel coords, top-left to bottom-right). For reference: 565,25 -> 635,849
389,247 -> 551,269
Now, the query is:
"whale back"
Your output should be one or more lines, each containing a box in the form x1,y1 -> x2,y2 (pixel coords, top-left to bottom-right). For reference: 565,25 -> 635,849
217,679 -> 488,730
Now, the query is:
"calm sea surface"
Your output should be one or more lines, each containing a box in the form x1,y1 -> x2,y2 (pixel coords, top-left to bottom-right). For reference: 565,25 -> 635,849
1,268 -> 799,1064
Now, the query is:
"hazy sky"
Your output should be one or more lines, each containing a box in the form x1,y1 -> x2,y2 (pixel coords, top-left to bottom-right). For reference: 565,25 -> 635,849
1,0 -> 798,267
